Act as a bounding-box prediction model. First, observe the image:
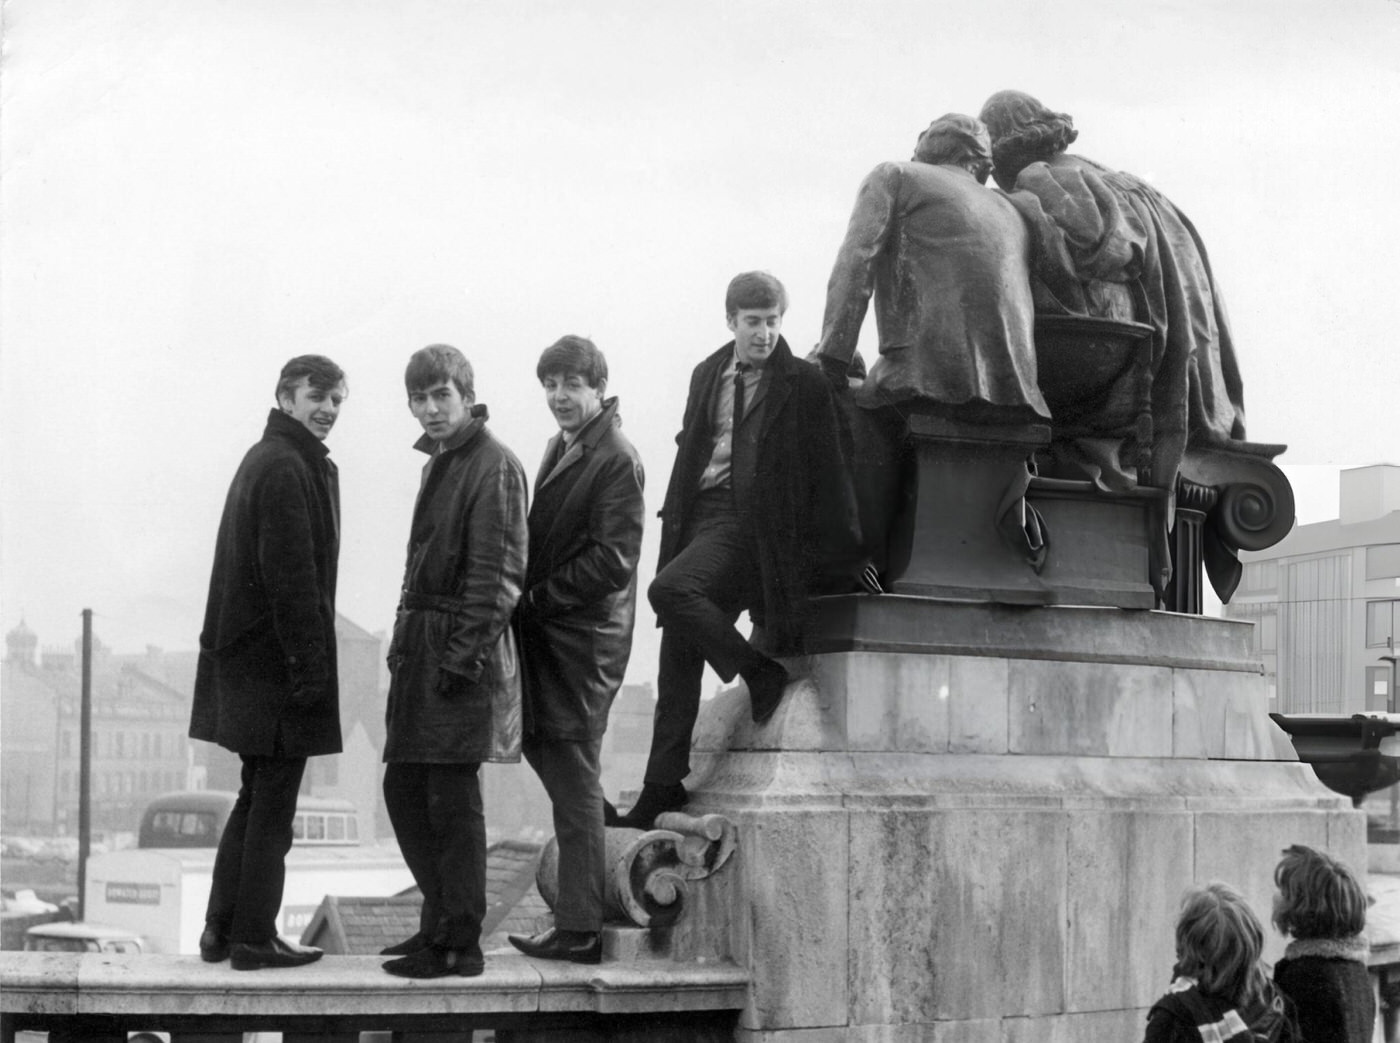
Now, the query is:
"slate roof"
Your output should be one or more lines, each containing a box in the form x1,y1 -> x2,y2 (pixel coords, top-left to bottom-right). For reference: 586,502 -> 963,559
301,838 -> 549,954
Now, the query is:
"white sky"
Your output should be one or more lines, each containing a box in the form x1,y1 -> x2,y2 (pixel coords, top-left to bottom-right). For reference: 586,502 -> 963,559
2,0 -> 1398,679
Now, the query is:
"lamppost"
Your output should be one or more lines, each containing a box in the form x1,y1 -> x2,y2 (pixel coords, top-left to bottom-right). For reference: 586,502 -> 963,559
1380,652 -> 1399,831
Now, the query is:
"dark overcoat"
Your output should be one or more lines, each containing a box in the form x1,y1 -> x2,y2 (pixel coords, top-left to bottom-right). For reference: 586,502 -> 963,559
384,406 -> 528,764
190,408 -> 343,758
658,337 -> 861,650
516,398 -> 645,742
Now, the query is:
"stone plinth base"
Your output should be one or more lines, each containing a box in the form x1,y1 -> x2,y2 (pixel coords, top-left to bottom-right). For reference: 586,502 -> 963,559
676,602 -> 1363,1040
891,415 -> 1051,605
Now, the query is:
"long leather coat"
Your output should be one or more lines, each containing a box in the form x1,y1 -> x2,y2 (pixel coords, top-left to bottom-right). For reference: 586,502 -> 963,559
190,408 -> 342,758
515,398 -> 645,742
816,159 -> 1050,424
659,338 -> 861,651
384,406 -> 527,765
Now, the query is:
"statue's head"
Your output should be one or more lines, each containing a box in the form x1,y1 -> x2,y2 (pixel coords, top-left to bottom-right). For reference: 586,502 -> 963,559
978,90 -> 1078,190
911,113 -> 993,184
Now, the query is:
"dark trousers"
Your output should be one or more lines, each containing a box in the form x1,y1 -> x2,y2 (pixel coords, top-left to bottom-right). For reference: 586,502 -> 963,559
206,754 -> 307,944
383,762 -> 486,952
523,735 -> 605,932
645,490 -> 763,786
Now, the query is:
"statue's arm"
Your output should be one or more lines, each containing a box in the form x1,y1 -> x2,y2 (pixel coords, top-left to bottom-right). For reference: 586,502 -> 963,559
816,164 -> 899,369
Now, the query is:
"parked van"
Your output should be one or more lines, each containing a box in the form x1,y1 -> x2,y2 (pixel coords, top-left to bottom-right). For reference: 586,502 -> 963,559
85,791 -> 411,954
138,791 -> 360,848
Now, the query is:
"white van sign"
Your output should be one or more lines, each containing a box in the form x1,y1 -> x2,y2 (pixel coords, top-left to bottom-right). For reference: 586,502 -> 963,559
105,882 -> 161,905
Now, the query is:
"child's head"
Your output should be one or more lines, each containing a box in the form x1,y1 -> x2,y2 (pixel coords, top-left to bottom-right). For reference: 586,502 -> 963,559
1272,844 -> 1367,940
1175,882 -> 1267,1006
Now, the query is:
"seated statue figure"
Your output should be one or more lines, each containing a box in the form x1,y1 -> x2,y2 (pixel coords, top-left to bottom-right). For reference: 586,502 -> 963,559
978,89 -> 1249,503
814,113 -> 1050,584
815,112 -> 1049,427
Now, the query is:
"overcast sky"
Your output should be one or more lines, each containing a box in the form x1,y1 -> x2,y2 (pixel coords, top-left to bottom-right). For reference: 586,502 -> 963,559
2,0 -> 1397,679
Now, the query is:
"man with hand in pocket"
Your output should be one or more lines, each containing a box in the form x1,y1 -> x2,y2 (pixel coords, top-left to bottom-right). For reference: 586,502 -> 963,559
380,344 -> 528,979
189,354 -> 347,971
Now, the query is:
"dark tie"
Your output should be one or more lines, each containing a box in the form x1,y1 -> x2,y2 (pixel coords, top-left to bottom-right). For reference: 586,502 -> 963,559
733,363 -> 749,431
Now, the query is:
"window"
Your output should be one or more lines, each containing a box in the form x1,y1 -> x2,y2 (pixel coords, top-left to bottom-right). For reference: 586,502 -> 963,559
1369,666 -> 1393,713
1368,600 -> 1399,648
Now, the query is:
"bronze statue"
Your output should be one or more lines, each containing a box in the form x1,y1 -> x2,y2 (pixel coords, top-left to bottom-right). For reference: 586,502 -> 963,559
978,90 -> 1248,498
815,113 -> 1049,426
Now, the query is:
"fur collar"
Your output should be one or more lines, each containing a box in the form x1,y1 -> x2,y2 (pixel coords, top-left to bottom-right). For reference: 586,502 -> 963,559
1283,935 -> 1369,963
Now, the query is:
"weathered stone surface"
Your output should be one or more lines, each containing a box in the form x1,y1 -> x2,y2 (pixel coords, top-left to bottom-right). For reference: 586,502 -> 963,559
1008,659 -> 1173,757
805,597 -> 1259,671
1065,812 -> 1192,1010
839,653 -> 951,753
847,810 -> 1066,1023
738,810 -> 849,1032
1173,668 -> 1276,760
947,657 -> 1010,754
999,1008 -> 1146,1042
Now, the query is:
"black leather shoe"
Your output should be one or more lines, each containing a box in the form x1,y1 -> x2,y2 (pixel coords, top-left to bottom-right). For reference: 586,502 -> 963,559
230,936 -> 323,970
746,658 -> 790,725
380,931 -> 429,956
615,782 -> 687,830
199,924 -> 228,963
603,799 -> 621,827
508,927 -> 602,965
382,945 -> 484,978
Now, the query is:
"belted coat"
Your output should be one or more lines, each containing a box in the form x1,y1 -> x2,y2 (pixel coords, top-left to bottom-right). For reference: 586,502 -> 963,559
515,398 -> 645,742
658,338 -> 862,651
190,408 -> 343,758
384,406 -> 528,765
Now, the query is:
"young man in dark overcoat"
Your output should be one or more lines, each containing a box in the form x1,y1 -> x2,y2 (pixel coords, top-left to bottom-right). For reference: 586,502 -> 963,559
508,336 -> 645,964
380,344 -> 528,978
189,354 -> 347,971
613,271 -> 863,829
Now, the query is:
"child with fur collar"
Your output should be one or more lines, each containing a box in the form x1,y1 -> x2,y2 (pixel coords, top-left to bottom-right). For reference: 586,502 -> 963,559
1271,844 -> 1375,1043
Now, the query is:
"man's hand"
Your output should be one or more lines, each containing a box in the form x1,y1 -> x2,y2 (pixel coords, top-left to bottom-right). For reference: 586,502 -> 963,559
858,561 -> 884,595
436,668 -> 474,700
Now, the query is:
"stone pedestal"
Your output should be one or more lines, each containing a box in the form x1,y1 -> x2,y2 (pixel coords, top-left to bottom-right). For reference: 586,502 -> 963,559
890,415 -> 1051,605
677,598 -> 1365,1041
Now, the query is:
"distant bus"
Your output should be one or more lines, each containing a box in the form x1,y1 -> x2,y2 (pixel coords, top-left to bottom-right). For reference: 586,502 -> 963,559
138,790 -> 360,848
88,791 -> 411,954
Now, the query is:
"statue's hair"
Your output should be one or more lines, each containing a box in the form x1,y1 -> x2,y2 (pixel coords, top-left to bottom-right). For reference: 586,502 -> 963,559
1272,844 -> 1368,939
1174,882 -> 1269,1008
725,271 -> 787,318
978,90 -> 1079,183
537,334 -> 608,388
275,355 -> 345,402
912,113 -> 992,177
405,343 -> 474,401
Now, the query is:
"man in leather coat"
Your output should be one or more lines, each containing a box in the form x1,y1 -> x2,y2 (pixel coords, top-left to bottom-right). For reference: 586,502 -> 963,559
508,336 -> 645,965
380,344 -> 528,979
189,354 -> 346,971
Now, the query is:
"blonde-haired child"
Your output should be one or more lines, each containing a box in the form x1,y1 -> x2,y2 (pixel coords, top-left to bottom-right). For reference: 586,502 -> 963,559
1144,882 -> 1299,1042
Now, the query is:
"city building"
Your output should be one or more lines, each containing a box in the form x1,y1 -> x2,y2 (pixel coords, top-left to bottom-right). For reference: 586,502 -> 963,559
1,613 -> 391,844
1229,463 -> 1400,714
2,622 -> 193,839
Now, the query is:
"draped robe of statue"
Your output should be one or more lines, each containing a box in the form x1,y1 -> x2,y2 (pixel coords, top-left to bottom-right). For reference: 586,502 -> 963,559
1001,152 -> 1248,499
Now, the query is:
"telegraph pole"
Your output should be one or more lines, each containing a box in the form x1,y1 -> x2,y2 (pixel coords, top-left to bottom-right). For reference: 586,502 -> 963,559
78,608 -> 93,921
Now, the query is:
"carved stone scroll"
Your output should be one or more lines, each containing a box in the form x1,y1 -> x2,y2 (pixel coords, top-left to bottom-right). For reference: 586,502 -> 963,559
535,812 -> 738,929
